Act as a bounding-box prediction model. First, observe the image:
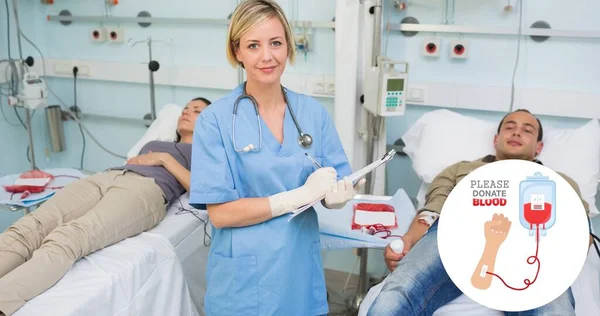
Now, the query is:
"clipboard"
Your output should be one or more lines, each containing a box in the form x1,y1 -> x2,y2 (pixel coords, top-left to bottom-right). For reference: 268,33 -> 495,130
288,149 -> 396,221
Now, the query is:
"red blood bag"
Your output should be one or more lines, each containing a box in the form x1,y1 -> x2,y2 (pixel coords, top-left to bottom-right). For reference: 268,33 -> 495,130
2,170 -> 55,194
351,203 -> 397,230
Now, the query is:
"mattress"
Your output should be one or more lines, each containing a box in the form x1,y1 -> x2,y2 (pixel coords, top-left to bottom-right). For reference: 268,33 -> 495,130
13,193 -> 209,316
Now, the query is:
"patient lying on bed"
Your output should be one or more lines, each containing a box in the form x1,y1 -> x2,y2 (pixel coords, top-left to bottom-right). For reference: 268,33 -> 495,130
0,97 -> 211,316
366,109 -> 594,316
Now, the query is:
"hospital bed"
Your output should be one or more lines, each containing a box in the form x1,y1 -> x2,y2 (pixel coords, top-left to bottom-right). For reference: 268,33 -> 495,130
354,109 -> 600,315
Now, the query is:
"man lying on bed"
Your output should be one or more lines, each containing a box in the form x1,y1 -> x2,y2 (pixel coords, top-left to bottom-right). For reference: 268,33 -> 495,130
0,97 -> 211,316
367,109 -> 594,316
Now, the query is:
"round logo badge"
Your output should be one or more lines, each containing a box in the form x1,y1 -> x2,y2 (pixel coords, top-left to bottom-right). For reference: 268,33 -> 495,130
438,160 -> 589,312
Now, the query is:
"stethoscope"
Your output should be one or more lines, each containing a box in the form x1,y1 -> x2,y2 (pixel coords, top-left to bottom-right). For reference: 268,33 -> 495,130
232,83 -> 313,153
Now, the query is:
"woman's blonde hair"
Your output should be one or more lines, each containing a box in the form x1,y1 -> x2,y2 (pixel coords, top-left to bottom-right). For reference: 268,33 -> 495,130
226,0 -> 296,68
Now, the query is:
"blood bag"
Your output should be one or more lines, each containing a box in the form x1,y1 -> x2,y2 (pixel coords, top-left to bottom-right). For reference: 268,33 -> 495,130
351,203 -> 397,230
519,172 -> 556,236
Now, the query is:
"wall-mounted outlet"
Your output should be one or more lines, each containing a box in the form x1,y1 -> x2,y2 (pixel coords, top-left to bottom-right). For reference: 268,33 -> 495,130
312,77 -> 335,96
53,61 -> 73,76
324,78 -> 335,95
73,61 -> 91,77
91,28 -> 106,42
107,27 -> 125,43
54,60 -> 92,77
450,40 -> 469,59
423,38 -> 441,57
313,80 -> 324,94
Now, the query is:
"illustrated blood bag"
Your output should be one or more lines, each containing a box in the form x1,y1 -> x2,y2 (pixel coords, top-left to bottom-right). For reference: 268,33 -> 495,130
519,172 -> 556,237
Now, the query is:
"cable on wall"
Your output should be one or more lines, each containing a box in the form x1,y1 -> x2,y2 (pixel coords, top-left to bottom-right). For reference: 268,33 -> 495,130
509,0 -> 524,112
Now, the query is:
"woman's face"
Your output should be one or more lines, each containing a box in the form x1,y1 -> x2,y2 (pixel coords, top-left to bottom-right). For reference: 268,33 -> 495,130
235,16 -> 288,86
177,100 -> 208,136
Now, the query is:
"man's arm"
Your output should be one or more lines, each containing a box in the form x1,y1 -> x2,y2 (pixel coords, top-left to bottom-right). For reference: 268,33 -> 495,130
406,163 -> 460,241
384,163 -> 461,271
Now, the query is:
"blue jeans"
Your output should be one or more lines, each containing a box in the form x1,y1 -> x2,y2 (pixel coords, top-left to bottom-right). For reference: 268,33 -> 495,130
367,221 -> 575,316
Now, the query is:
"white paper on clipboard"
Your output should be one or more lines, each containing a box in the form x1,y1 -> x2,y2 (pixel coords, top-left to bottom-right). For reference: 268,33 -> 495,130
287,149 -> 396,221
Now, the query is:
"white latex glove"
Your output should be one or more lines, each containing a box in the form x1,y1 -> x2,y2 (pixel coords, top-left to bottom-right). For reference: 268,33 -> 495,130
269,167 -> 338,217
324,177 -> 366,209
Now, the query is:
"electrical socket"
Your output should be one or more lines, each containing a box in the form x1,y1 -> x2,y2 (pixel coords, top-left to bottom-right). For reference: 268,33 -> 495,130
53,61 -> 73,76
313,81 -> 324,94
324,78 -> 335,95
73,61 -> 91,77
107,27 -> 125,43
312,77 -> 335,96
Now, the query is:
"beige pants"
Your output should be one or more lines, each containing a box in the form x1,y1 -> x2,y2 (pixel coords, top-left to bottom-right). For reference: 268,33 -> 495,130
0,170 -> 166,315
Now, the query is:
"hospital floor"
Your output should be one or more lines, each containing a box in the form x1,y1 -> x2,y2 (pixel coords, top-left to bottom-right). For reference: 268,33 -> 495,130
325,268 -> 384,316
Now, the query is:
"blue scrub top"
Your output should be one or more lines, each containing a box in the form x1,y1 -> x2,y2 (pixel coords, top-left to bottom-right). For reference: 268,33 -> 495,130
190,84 -> 352,316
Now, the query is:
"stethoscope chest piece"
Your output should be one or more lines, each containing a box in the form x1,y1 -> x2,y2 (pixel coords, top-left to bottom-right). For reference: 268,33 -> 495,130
298,133 -> 313,149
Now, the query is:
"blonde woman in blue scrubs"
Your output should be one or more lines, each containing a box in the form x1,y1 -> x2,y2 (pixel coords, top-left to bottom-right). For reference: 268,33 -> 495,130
189,0 -> 365,315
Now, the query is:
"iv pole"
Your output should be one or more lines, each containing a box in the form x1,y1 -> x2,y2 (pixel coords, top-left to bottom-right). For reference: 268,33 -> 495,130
346,0 -> 383,313
128,37 -> 171,123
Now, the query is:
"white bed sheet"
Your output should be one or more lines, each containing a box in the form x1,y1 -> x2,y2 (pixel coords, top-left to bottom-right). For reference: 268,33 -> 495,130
13,194 -> 210,316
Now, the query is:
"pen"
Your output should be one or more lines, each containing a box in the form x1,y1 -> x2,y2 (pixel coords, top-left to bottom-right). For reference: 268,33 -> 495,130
304,153 -> 322,168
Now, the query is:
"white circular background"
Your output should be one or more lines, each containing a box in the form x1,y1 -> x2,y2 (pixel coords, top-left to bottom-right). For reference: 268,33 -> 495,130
438,160 -> 589,312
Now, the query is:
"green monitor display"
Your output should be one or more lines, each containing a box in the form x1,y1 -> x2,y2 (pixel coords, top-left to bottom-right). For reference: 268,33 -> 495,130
386,78 -> 404,92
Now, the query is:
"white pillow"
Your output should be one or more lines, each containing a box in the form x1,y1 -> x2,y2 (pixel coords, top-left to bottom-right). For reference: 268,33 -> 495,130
402,109 -> 497,183
403,109 -> 600,217
537,120 -> 600,217
127,104 -> 183,159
